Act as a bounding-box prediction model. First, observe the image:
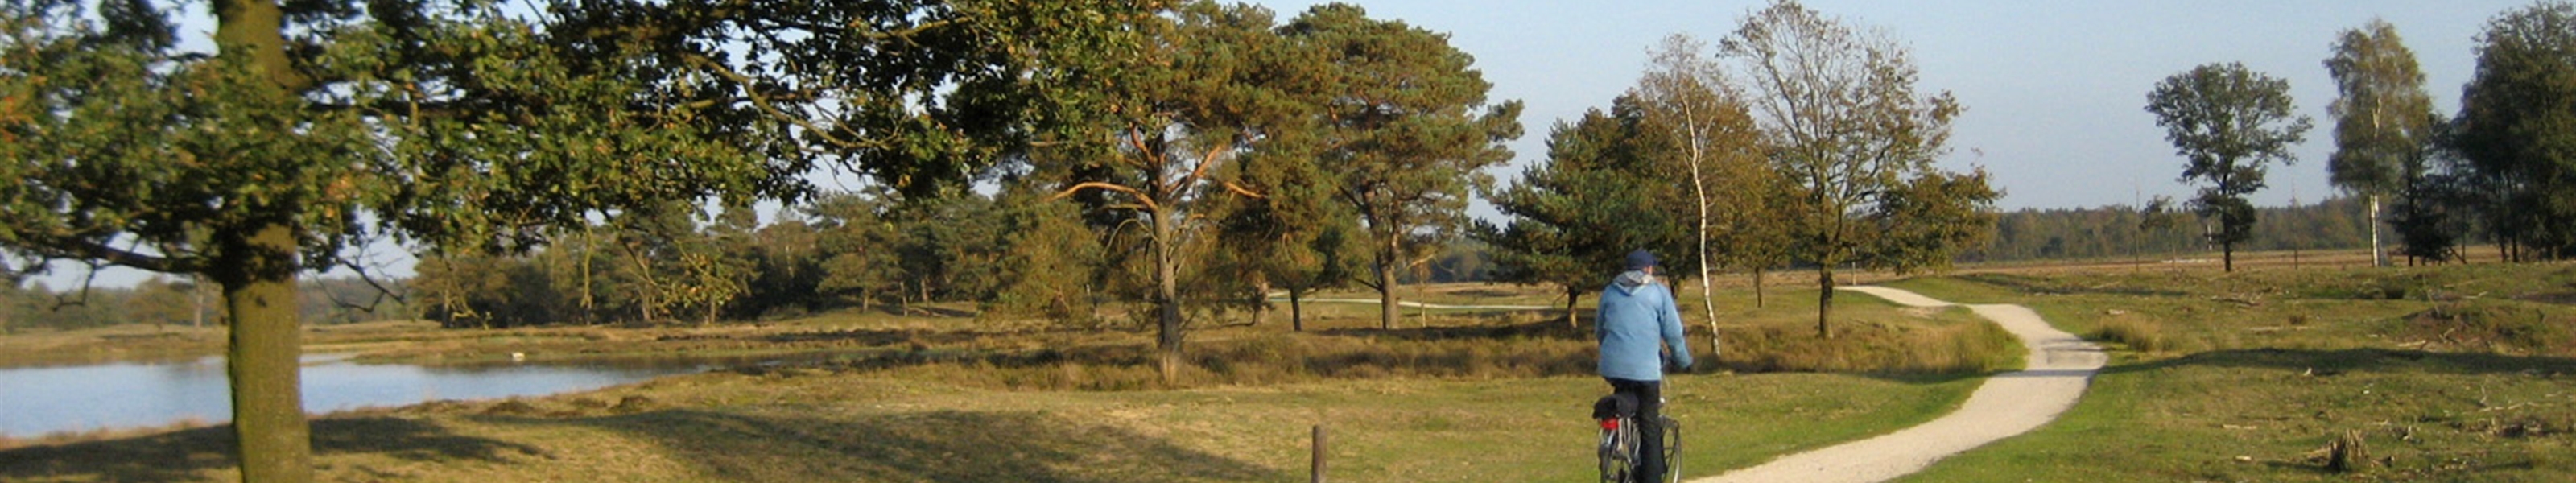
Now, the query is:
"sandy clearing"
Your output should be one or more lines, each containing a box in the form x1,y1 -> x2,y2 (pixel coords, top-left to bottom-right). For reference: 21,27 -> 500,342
1689,286 -> 2106,483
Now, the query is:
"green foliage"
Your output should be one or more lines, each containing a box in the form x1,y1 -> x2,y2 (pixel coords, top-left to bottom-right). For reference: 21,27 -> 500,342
810,192 -> 907,312
1286,2 -> 1525,329
1637,34 -> 1793,309
1869,168 -> 2003,274
2325,19 -> 2438,200
1720,0 -> 1993,337
0,0 -> 1163,477
2326,19 -> 2437,267
1480,95 -> 1691,323
2455,1 -> 2576,259
984,188 -> 1106,324
2145,62 -> 2316,271
1025,0 -> 1326,378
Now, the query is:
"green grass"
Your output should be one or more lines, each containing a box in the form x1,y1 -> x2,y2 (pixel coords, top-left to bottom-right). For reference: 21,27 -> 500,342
3,275 -> 2038,481
0,369 -> 1980,482
1886,259 -> 2576,481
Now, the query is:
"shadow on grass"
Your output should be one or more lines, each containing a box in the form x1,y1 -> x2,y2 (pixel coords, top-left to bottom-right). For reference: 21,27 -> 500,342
760,326 -> 1094,346
1315,316 -> 1586,341
574,409 -> 1281,483
2105,348 -> 2576,377
0,417 -> 545,481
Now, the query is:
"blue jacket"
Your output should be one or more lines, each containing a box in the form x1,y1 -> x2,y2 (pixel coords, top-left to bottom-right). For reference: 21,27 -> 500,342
1596,270 -> 1692,381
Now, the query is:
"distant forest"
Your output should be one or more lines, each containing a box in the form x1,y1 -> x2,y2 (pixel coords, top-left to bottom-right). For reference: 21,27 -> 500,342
1965,196 -> 2390,263
2,195 -> 2394,333
2,275 -> 411,332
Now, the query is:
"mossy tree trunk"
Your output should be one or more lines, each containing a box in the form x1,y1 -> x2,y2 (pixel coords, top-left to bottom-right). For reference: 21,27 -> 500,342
213,224 -> 310,483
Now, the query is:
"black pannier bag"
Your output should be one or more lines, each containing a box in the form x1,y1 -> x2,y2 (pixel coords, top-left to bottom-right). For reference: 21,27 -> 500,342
1591,393 -> 1638,420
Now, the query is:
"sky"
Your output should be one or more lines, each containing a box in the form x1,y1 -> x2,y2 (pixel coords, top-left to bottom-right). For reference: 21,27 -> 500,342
1255,0 -> 2526,211
23,0 -> 2541,289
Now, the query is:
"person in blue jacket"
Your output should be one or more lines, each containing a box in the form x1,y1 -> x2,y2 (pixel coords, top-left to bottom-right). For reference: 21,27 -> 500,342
1598,249 -> 1693,481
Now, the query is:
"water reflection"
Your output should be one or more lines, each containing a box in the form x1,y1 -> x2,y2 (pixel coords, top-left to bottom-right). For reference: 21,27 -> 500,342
1,356 -> 712,437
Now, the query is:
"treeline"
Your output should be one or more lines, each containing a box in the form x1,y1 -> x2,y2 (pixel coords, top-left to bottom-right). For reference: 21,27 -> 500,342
1968,196 -> 2380,263
2302,5 -> 2576,265
398,0 -> 1525,353
0,276 -> 409,332
1480,4 -> 2000,340
2384,3 -> 2576,264
409,190 -> 1505,330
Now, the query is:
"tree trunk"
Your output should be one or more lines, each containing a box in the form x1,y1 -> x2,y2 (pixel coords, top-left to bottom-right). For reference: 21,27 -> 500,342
1563,288 -> 1580,332
2223,240 -> 2235,272
1683,111 -> 1719,359
192,275 -> 207,328
1377,235 -> 1400,331
1290,288 -> 1306,332
216,223 -> 312,483
1752,266 -> 1767,308
1815,266 -> 1835,339
1253,279 -> 1271,327
2368,194 -> 2385,267
212,0 -> 313,477
1153,207 -> 1183,384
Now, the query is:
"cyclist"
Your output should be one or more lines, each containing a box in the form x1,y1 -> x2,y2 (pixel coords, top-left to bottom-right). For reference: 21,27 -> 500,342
1597,249 -> 1693,482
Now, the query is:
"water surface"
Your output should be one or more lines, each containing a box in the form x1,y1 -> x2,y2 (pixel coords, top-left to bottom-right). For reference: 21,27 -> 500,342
1,355 -> 708,437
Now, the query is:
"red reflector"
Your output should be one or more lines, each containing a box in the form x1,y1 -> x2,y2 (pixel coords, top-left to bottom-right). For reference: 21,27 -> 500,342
1600,419 -> 1620,431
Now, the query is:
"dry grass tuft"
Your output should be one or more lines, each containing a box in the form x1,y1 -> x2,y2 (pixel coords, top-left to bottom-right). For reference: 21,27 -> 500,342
1720,317 -> 2018,374
2096,317 -> 2170,353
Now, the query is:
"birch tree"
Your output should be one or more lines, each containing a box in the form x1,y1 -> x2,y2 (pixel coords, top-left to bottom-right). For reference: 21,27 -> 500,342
2325,19 -> 2435,268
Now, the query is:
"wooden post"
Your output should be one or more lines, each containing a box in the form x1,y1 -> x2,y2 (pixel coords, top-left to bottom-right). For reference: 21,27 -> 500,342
1311,424 -> 1327,483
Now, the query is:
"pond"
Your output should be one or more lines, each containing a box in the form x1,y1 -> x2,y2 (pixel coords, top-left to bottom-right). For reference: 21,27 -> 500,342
0,355 -> 713,437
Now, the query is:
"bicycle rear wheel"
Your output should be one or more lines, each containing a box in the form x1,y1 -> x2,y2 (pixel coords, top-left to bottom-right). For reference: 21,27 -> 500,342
1659,415 -> 1682,483
1599,419 -> 1637,483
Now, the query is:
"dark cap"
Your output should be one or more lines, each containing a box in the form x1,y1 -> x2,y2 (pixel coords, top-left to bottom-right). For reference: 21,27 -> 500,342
1625,250 -> 1657,270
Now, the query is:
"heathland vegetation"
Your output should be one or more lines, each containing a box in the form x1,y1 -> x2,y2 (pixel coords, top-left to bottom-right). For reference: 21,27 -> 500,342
6,0 -> 2576,481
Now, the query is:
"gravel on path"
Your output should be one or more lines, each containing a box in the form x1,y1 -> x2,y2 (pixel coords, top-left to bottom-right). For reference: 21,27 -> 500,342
1689,286 -> 2106,483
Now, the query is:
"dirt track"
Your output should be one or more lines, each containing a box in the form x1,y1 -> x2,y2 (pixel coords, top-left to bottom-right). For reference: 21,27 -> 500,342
1690,286 -> 2106,483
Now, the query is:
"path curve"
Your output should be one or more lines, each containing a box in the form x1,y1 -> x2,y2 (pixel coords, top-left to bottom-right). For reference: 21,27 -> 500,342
1690,286 -> 2106,483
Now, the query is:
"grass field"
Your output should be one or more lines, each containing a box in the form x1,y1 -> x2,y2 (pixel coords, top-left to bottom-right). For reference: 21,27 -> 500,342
2,278 -> 2004,481
1889,252 -> 2576,482
0,369 -> 1980,482
21,249 -> 2557,481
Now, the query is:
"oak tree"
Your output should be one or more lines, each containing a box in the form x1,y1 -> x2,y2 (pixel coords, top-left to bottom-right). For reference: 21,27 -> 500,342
0,1 -> 1151,480
2145,62 -> 2315,272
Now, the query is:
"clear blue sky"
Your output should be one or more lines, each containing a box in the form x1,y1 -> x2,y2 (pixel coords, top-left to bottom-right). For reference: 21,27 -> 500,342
27,0 -> 2536,288
1257,0 -> 2529,211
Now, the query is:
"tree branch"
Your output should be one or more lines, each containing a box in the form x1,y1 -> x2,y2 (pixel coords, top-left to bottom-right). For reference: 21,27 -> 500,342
1052,182 -> 1164,213
683,54 -> 882,151
16,231 -> 190,274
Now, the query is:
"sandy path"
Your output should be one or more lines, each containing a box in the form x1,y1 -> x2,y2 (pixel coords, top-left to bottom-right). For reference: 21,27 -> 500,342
1689,286 -> 2105,483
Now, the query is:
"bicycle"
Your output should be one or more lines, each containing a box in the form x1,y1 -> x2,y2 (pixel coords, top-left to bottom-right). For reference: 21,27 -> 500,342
1594,394 -> 1681,483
